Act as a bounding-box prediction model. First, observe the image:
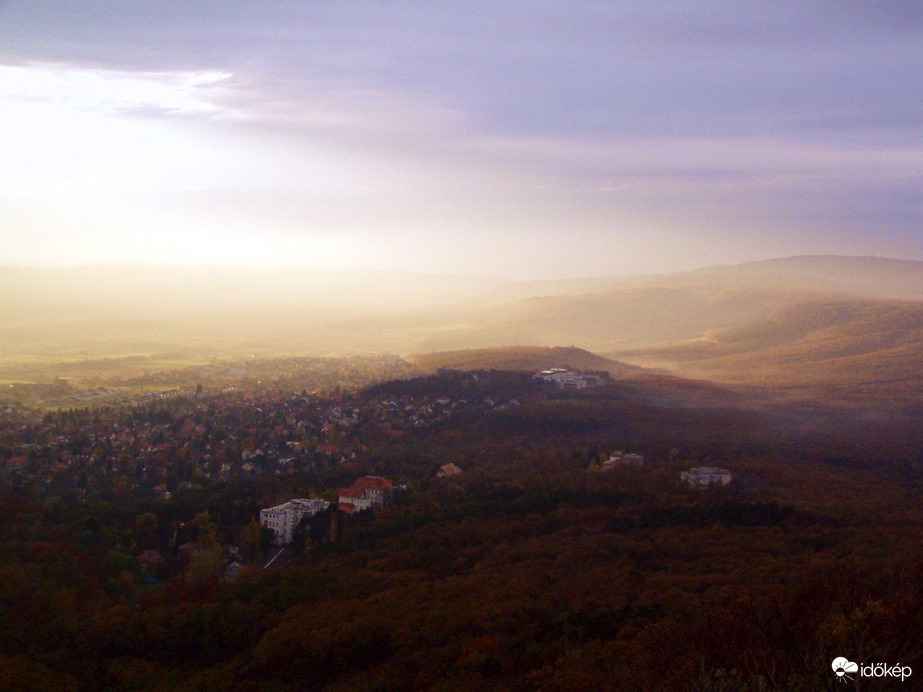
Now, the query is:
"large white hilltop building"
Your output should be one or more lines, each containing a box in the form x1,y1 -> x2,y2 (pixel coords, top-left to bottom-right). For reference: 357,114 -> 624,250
534,369 -> 602,390
680,466 -> 732,488
260,498 -> 330,545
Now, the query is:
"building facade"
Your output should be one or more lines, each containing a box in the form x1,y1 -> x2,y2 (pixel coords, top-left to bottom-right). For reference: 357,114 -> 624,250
260,497 -> 330,545
534,369 -> 602,390
338,476 -> 394,514
602,452 -> 644,470
680,466 -> 732,488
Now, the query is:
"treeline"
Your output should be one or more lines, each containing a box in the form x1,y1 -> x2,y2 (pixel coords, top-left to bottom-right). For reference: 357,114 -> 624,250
607,500 -> 794,530
364,369 -> 538,402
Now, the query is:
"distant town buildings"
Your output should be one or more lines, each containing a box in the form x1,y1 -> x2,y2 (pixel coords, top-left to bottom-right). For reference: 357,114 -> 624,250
534,369 -> 602,390
681,466 -> 732,488
338,476 -> 394,514
260,498 -> 330,545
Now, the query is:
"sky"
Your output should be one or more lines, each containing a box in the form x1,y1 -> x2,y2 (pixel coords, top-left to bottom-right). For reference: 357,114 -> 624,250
0,1 -> 921,279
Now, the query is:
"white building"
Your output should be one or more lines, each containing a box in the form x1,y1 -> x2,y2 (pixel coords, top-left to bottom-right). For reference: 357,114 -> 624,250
534,369 -> 602,390
260,498 -> 330,545
680,466 -> 732,488
602,452 -> 644,470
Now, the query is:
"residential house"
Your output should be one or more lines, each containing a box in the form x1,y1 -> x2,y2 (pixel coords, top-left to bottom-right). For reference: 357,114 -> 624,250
437,463 -> 463,478
338,476 -> 394,514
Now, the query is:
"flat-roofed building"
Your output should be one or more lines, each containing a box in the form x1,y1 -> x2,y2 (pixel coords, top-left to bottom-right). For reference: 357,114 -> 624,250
260,498 -> 330,545
602,452 -> 644,470
680,466 -> 732,488
534,370 -> 602,390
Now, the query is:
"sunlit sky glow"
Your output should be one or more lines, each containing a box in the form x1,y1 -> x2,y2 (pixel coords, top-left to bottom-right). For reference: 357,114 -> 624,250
1,1 -> 921,278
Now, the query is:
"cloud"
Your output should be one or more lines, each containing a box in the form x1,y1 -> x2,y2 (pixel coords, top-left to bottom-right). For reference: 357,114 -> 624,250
0,64 -> 241,120
0,2 -> 921,274
2,2 -> 920,141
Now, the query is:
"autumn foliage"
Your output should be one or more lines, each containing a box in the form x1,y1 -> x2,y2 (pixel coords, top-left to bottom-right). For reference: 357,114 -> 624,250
1,368 -> 922,690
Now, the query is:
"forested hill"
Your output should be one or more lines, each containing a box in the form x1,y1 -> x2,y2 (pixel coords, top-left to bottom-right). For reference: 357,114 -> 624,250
409,346 -> 642,377
1,367 -> 922,689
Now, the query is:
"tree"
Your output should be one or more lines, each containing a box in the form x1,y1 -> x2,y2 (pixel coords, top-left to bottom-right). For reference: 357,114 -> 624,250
185,545 -> 226,587
133,512 -> 159,550
190,511 -> 219,546
239,519 -> 263,563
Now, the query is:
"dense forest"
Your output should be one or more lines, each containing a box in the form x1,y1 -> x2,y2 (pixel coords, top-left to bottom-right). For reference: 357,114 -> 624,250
2,367 -> 922,690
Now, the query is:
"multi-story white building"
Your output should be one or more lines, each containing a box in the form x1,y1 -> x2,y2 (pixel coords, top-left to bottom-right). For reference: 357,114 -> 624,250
260,498 -> 330,545
534,369 -> 602,390
680,466 -> 732,488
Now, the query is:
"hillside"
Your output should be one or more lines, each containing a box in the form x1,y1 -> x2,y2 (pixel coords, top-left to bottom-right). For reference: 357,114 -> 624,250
609,298 -> 923,402
3,256 -> 923,367
435,286 -> 798,352
663,255 -> 923,301
410,346 -> 642,377
415,256 -> 923,353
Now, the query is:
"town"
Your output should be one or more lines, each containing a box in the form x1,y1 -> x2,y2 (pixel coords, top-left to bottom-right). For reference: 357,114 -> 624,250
0,364 -> 526,504
0,359 -> 692,584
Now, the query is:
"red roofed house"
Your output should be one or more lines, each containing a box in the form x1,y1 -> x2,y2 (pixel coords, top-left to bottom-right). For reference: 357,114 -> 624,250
5,456 -> 28,470
338,476 -> 394,513
437,463 -> 463,478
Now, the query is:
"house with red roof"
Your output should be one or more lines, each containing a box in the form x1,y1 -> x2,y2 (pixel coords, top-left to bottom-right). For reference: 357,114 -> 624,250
337,476 -> 394,514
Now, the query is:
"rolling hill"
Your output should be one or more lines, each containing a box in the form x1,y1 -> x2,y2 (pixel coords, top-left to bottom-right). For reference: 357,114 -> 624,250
415,256 -> 923,353
409,345 -> 643,377
608,298 -> 923,402
3,256 -> 923,400
660,255 -> 923,301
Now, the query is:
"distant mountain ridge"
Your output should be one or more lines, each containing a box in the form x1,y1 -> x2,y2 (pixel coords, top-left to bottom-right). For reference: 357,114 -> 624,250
661,255 -> 923,301
2,256 -> 923,389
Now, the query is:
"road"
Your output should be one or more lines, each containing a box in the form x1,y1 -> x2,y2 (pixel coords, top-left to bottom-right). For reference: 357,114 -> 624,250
261,546 -> 292,569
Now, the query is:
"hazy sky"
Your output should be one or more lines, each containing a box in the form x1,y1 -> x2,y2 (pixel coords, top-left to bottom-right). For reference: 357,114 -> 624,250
1,1 -> 921,278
